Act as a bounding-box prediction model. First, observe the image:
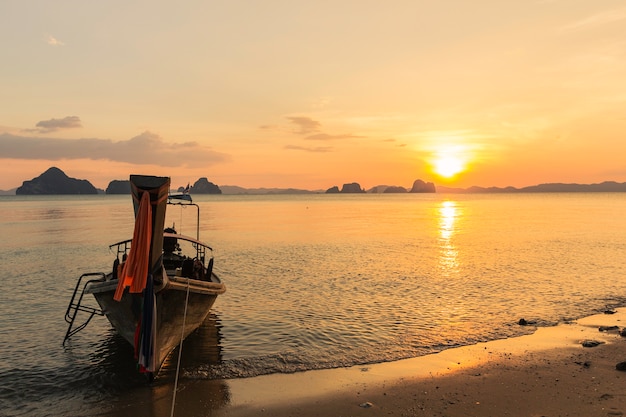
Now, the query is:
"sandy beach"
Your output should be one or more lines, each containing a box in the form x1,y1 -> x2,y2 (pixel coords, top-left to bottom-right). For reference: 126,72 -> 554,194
97,310 -> 626,417
205,310 -> 626,417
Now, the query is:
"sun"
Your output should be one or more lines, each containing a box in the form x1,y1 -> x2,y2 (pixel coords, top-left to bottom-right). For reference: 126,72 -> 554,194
428,144 -> 469,178
433,154 -> 465,178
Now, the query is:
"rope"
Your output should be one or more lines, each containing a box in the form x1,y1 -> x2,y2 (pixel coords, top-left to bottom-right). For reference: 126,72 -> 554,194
170,279 -> 191,417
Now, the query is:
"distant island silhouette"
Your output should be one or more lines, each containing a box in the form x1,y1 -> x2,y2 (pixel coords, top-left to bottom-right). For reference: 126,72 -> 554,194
436,182 -> 626,193
3,166 -> 626,195
15,167 -> 98,195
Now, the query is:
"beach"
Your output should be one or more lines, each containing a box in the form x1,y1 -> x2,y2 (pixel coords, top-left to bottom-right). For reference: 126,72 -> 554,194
210,310 -> 626,417
103,311 -> 626,417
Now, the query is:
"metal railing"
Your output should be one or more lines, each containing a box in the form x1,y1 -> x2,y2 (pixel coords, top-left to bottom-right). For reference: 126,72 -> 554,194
63,272 -> 106,343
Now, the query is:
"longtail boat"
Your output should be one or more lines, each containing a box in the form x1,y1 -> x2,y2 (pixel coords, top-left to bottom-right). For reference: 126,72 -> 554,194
64,175 -> 226,379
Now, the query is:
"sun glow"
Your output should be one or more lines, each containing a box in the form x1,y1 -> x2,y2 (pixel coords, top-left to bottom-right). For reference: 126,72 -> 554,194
430,145 -> 469,178
434,155 -> 465,177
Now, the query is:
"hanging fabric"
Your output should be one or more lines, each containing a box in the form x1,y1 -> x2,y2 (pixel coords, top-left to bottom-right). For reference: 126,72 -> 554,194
137,274 -> 157,373
114,191 -> 153,301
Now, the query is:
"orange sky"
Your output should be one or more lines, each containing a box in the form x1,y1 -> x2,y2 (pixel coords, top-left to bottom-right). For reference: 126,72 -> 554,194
1,1 -> 625,191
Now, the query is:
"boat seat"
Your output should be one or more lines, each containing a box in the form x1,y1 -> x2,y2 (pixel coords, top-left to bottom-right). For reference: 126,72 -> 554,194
181,258 -> 194,278
112,258 -> 120,280
205,257 -> 214,281
163,251 -> 186,271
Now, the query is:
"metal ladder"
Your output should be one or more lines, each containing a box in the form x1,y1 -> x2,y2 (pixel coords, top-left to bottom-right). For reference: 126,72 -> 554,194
63,272 -> 106,344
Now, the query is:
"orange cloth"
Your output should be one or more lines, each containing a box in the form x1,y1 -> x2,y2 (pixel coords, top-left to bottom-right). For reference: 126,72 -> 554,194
114,192 -> 153,301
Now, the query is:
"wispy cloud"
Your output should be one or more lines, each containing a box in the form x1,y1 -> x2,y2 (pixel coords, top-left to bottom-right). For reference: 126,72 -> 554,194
0,131 -> 230,167
287,116 -> 322,135
287,116 -> 321,135
44,34 -> 65,46
280,115 -> 367,153
381,138 -> 407,147
304,133 -> 364,141
284,144 -> 333,152
560,7 -> 626,33
29,116 -> 82,133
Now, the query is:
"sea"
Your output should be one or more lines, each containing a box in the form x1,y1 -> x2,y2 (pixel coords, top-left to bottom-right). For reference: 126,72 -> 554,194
1,192 -> 626,416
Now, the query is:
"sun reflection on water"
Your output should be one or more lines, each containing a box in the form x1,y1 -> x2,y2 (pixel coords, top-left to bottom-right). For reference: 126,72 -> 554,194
438,201 -> 460,273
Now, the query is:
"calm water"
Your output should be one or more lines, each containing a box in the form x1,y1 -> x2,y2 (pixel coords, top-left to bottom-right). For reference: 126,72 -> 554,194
2,193 -> 626,416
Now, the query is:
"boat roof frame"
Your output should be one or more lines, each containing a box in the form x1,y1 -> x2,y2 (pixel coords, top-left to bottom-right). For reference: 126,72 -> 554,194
109,191 -> 211,256
109,232 -> 212,251
167,192 -> 200,240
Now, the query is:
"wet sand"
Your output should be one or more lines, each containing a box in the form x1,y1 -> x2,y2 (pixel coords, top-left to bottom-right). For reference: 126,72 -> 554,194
211,310 -> 626,417
116,310 -> 626,417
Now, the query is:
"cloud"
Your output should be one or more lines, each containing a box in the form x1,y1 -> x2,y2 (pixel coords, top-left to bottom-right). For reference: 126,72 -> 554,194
32,116 -> 82,133
287,116 -> 321,135
267,116 -> 365,152
284,116 -> 364,142
44,34 -> 65,46
0,131 -> 230,167
381,138 -> 406,146
284,144 -> 333,153
304,133 -> 364,141
560,7 -> 626,32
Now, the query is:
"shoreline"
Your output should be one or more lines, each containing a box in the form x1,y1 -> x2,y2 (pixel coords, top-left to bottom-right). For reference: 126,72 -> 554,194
108,310 -> 626,416
215,310 -> 626,416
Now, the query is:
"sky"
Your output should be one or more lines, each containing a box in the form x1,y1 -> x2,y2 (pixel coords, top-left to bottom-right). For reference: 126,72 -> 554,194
1,0 -> 625,191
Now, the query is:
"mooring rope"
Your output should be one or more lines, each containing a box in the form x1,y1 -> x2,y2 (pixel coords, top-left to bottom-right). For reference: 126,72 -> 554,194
170,279 -> 191,417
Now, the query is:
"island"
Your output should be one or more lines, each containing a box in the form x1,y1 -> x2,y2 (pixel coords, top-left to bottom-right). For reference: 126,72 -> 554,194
16,167 -> 98,195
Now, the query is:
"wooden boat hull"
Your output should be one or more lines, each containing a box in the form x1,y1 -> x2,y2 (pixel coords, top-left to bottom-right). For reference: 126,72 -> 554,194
63,174 -> 226,378
86,274 -> 225,372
